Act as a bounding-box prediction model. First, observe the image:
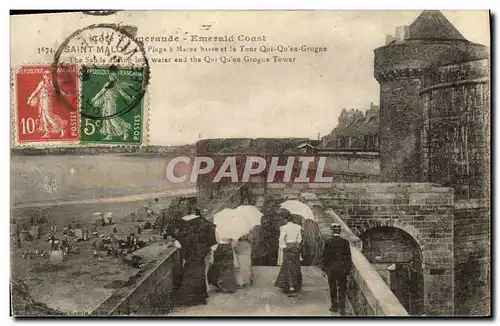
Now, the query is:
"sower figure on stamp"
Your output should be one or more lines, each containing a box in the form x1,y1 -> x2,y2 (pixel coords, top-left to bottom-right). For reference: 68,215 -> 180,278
27,70 -> 68,138
90,66 -> 134,141
321,223 -> 352,315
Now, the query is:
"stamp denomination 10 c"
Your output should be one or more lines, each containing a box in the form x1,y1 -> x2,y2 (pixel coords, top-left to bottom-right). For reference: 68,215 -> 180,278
15,65 -> 79,143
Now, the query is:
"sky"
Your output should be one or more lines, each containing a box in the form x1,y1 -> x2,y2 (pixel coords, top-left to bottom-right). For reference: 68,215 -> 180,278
145,10 -> 490,146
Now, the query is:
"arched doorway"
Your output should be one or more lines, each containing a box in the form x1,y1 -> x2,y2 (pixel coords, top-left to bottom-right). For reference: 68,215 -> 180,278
360,226 -> 424,315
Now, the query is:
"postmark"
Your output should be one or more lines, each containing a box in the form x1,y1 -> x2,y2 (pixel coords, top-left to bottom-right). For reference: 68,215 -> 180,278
82,10 -> 120,16
53,23 -> 150,120
79,66 -> 144,144
52,23 -> 150,144
15,65 -> 79,143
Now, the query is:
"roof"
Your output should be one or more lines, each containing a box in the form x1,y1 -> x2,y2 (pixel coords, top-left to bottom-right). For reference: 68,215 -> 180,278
408,10 -> 467,41
296,143 -> 316,149
335,116 -> 379,138
322,118 -> 379,148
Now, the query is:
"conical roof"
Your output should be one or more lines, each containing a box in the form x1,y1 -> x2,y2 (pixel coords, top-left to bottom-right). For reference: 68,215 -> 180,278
408,10 -> 467,41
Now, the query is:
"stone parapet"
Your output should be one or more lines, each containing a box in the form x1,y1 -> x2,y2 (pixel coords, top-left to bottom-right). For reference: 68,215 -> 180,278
92,245 -> 180,316
374,41 -> 488,83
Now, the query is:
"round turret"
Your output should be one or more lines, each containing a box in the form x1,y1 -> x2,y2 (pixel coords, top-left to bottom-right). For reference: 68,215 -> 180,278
374,10 -> 489,182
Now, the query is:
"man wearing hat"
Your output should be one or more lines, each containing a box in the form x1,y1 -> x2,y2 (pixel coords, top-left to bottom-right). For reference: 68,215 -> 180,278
321,223 -> 352,315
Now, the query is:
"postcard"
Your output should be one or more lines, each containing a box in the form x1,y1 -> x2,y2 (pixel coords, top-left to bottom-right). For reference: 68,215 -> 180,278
10,10 -> 491,317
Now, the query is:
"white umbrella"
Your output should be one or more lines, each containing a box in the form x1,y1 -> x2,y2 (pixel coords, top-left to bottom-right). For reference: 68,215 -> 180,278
211,209 -> 233,252
280,200 -> 315,221
213,208 -> 233,226
212,208 -> 247,241
233,205 -> 263,232
93,212 -> 104,226
104,212 -> 113,224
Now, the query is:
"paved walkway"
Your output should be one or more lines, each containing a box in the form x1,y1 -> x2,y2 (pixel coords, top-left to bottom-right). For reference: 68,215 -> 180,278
170,266 -> 340,317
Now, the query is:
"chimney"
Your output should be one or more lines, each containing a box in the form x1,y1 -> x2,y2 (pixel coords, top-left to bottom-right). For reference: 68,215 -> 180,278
385,34 -> 395,45
395,26 -> 409,43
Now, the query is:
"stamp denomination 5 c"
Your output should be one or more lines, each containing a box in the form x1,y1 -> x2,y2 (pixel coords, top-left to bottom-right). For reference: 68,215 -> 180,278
80,66 -> 144,144
51,23 -> 150,145
15,65 -> 79,143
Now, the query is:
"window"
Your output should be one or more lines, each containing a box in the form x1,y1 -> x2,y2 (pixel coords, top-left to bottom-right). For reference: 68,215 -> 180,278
339,137 -> 348,149
364,134 -> 377,150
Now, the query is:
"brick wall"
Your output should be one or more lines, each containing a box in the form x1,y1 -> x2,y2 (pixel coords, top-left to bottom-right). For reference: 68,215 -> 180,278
195,138 -> 380,206
318,183 -> 455,315
420,58 -> 490,200
195,138 -> 311,209
374,41 -> 488,75
323,154 -> 380,176
453,200 -> 490,315
378,77 -> 423,182
361,227 -> 419,263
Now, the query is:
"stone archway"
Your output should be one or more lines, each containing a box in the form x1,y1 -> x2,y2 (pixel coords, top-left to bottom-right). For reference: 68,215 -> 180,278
360,226 -> 424,315
350,218 -> 425,249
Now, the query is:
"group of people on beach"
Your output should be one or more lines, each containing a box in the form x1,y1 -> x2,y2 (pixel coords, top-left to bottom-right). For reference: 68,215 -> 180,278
165,205 -> 353,314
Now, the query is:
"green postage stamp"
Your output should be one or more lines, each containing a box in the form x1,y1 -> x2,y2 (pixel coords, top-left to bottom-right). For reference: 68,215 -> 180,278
80,66 -> 145,144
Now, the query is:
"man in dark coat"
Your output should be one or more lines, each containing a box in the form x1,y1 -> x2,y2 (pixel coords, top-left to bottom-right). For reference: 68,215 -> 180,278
321,223 -> 352,315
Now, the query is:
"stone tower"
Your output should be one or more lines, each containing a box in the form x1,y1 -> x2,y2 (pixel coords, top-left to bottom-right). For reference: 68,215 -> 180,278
374,10 -> 488,182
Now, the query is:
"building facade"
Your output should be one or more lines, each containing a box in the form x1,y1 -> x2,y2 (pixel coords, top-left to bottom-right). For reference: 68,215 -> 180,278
373,10 -> 490,315
322,102 -> 380,151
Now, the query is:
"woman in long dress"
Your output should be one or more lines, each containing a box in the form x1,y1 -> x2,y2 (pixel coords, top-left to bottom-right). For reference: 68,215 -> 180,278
274,210 -> 303,296
27,70 -> 67,138
260,213 -> 281,266
251,224 -> 265,265
234,231 -> 254,288
90,68 -> 134,141
277,212 -> 293,266
208,238 -> 238,293
169,212 -> 217,307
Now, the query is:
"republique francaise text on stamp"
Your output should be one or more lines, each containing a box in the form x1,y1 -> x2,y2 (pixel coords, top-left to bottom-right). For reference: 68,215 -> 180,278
15,65 -> 79,143
14,23 -> 150,146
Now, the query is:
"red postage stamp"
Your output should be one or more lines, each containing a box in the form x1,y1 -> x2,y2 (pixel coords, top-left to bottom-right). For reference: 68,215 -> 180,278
15,65 -> 79,143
